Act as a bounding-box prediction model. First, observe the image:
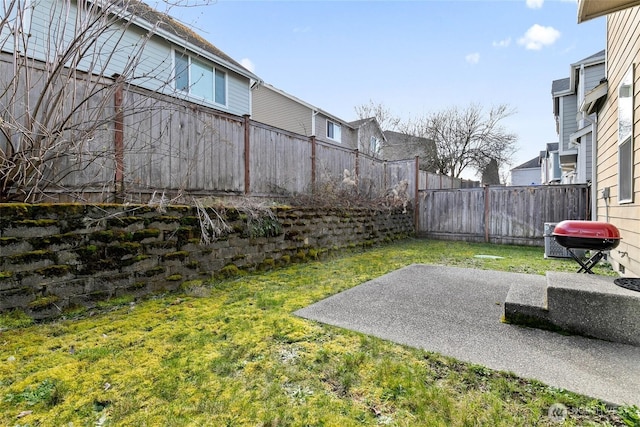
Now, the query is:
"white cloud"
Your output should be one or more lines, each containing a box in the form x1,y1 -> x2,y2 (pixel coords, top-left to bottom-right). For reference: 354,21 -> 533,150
240,58 -> 255,73
517,24 -> 561,50
465,52 -> 480,64
526,0 -> 544,9
293,26 -> 311,33
492,37 -> 511,48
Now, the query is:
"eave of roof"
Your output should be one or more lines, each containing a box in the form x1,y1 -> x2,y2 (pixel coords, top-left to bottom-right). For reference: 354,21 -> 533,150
552,77 -> 571,96
571,49 -> 606,68
512,156 -> 542,170
577,0 -> 640,22
552,49 -> 606,98
349,118 -> 388,142
109,0 -> 260,82
580,80 -> 608,114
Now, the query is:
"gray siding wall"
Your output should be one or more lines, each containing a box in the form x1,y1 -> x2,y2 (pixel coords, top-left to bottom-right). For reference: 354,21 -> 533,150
356,121 -> 385,155
584,63 -> 606,92
252,86 -> 313,135
560,94 -> 578,152
4,0 -> 250,116
317,114 -> 357,148
341,122 -> 357,150
585,132 -> 592,181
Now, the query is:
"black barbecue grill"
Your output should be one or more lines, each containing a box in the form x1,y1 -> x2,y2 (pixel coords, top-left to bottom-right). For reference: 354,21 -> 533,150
552,220 -> 621,274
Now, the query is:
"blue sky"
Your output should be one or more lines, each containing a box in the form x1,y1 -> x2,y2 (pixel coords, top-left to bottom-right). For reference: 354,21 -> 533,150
166,0 -> 605,179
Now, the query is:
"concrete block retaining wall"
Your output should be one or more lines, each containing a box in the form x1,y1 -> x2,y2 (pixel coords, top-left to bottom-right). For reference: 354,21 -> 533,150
0,204 -> 414,320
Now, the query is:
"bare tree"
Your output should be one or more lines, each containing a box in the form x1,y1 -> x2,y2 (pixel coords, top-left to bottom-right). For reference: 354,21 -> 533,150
0,0 -> 215,202
354,99 -> 400,132
399,104 -> 517,179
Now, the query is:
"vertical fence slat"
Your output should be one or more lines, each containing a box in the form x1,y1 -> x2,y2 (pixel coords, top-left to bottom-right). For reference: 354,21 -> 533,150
417,184 -> 590,246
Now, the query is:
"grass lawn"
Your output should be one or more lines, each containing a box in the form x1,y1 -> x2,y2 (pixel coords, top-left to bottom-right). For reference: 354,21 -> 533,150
1,239 -> 636,426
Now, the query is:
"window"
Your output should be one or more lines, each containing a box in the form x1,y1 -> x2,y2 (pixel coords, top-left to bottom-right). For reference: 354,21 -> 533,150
370,136 -> 380,154
215,69 -> 226,105
327,121 -> 341,142
174,51 -> 226,106
618,66 -> 634,203
2,0 -> 31,36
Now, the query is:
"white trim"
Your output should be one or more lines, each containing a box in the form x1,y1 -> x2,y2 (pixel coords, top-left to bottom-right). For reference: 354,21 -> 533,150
618,64 -> 634,204
172,48 -> 228,108
580,80 -> 608,114
570,124 -> 593,144
326,120 -> 342,143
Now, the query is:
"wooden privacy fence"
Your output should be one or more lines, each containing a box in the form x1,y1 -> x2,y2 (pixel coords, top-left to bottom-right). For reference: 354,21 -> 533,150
22,81 -> 427,202
1,57 -> 478,203
417,184 -> 590,246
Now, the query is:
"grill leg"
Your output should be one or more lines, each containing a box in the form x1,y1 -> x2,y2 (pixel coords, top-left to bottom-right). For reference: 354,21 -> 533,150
568,249 -> 604,274
581,251 -> 605,274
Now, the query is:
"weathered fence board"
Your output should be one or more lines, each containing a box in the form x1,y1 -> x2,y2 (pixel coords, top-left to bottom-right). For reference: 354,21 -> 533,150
358,155 -> 386,198
418,184 -> 590,246
250,123 -> 312,196
2,58 -> 476,202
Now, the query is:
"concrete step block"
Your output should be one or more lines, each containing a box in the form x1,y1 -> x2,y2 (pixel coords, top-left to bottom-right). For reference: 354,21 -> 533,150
546,272 -> 640,346
504,280 -> 551,328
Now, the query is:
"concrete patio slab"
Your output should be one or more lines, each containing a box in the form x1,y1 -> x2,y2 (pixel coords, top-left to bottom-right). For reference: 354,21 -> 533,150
294,264 -> 640,406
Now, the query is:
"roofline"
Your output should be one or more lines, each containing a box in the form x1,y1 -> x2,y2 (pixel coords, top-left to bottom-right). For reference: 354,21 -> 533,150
570,50 -> 605,69
552,50 -> 606,97
105,0 -> 261,82
353,117 -> 388,143
578,0 -> 640,23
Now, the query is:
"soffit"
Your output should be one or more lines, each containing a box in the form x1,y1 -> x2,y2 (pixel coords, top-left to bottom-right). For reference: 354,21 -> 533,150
578,0 -> 640,22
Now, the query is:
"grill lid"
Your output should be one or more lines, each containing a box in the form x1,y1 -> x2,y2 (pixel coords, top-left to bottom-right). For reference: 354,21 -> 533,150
552,220 -> 621,240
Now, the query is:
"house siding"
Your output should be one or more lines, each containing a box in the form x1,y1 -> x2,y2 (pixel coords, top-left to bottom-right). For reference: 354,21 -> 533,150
584,63 -> 606,93
252,85 -> 312,135
596,5 -> 640,277
585,132 -> 593,180
316,114 -> 357,148
560,95 -> 579,152
6,0 -> 251,116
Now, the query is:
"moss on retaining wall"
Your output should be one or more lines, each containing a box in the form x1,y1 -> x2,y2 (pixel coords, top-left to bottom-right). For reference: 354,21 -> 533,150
0,203 -> 414,320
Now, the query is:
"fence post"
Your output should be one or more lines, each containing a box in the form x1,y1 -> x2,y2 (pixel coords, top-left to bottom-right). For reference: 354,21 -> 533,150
383,160 -> 388,192
354,149 -> 360,192
310,136 -> 316,195
414,156 -> 420,233
484,184 -> 490,243
113,80 -> 124,202
243,114 -> 250,195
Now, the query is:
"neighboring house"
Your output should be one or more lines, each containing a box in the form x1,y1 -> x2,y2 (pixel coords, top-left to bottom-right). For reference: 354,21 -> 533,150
551,50 -> 606,184
539,143 -> 561,184
510,157 -> 541,186
1,0 -> 259,116
578,0 -> 640,277
348,118 -> 387,156
381,131 -> 438,172
251,83 -> 385,154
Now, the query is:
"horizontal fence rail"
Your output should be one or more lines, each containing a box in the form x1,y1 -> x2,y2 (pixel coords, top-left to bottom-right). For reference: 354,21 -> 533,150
417,184 -> 591,246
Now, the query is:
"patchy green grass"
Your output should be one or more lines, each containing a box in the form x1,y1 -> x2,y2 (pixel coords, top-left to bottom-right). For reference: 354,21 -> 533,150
0,239 -> 627,426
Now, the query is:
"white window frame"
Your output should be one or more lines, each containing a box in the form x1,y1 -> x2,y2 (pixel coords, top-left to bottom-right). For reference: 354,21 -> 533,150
618,65 -> 634,204
370,136 -> 380,154
327,120 -> 341,142
2,0 -> 32,38
173,50 -> 227,107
